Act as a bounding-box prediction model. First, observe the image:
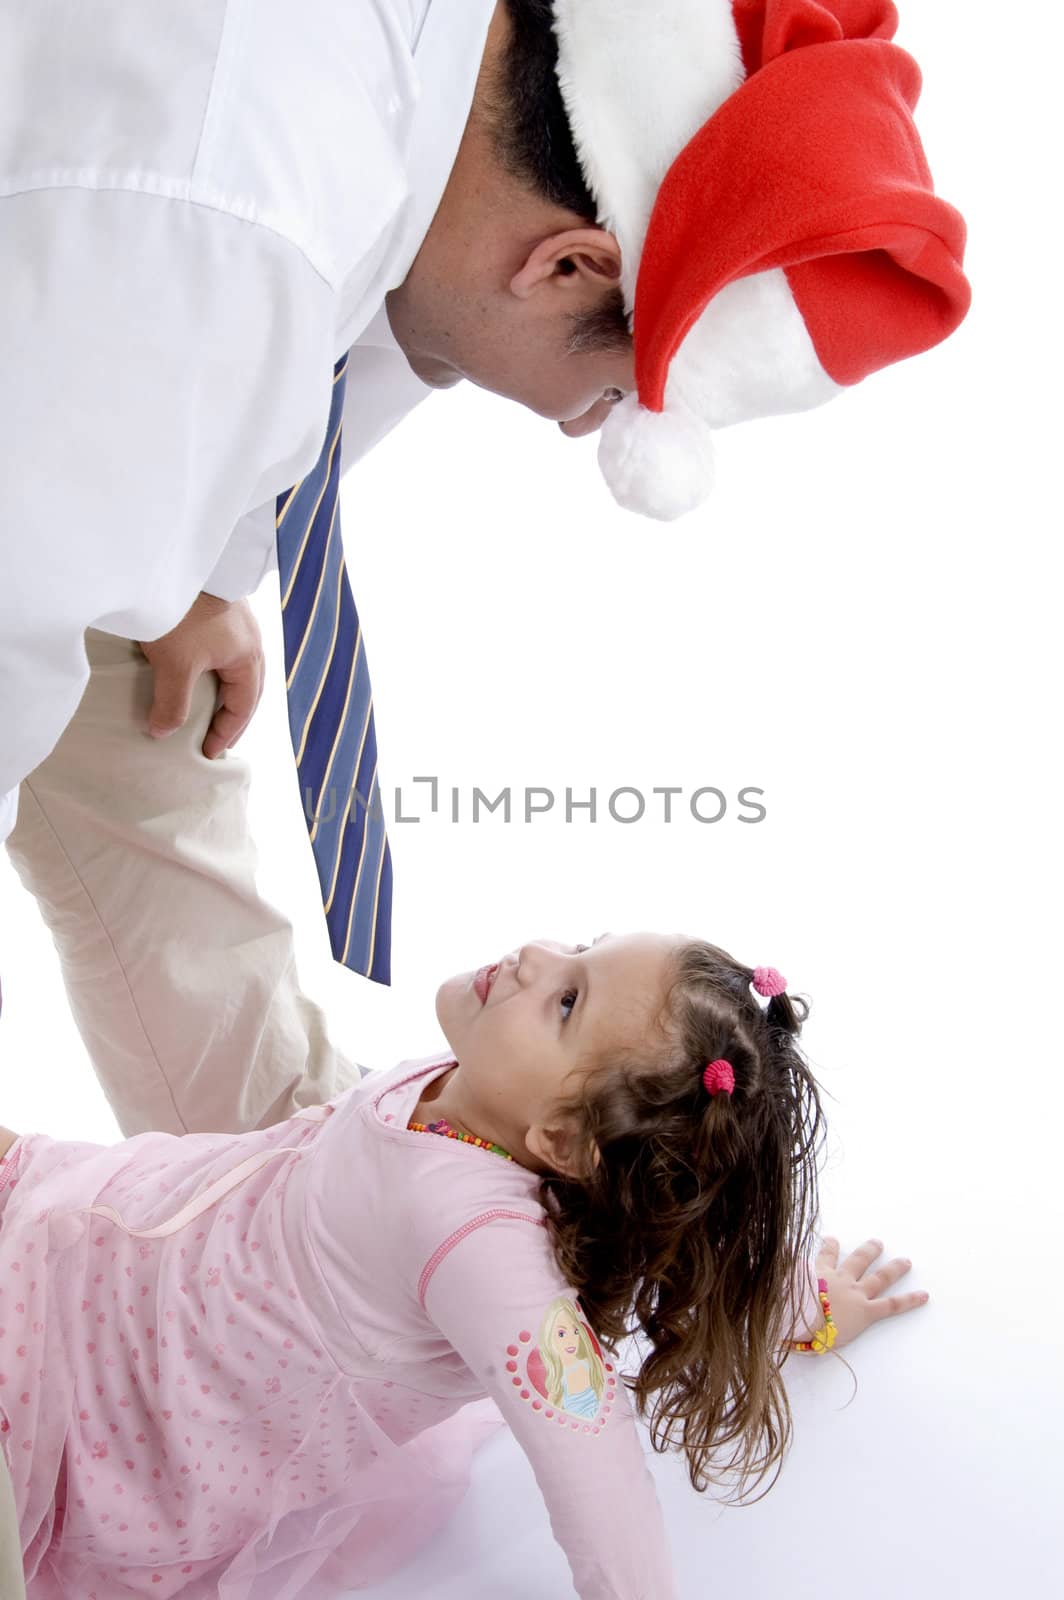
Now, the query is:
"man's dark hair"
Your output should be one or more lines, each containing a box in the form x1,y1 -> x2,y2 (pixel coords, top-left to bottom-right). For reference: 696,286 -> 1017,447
487,0 -> 631,356
490,0 -> 598,220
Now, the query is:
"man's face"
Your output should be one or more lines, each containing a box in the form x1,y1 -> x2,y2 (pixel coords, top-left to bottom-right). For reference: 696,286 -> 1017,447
460,331 -> 635,436
470,334 -> 635,434
385,233 -> 636,438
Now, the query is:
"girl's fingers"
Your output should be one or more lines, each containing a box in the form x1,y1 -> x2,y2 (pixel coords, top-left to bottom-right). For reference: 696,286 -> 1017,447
862,1256 -> 914,1300
870,1288 -> 930,1321
817,1236 -> 840,1269
842,1238 -> 885,1280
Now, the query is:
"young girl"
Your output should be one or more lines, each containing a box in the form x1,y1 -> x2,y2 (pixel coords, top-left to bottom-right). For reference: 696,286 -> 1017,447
0,930 -> 926,1599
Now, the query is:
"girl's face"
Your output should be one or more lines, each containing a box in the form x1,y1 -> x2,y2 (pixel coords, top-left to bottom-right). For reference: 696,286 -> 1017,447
434,931 -> 680,1172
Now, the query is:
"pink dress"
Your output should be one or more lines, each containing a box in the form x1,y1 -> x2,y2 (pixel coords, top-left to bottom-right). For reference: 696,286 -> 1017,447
0,1056 -> 676,1599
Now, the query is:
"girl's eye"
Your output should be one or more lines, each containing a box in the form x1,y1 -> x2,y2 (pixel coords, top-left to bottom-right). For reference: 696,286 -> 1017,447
560,988 -> 578,1020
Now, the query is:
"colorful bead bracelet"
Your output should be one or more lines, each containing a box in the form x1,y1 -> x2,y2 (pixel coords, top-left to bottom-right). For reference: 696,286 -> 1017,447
783,1278 -> 837,1354
408,1116 -> 514,1162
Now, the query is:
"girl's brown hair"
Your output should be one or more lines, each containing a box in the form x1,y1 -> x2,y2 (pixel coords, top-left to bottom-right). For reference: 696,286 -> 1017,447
538,940 -> 825,1502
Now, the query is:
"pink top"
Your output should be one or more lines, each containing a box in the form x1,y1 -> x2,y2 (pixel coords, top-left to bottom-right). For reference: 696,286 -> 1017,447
0,1056 -> 676,1599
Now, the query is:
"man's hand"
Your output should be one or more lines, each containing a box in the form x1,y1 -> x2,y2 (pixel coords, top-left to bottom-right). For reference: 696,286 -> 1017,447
139,592 -> 265,759
817,1236 -> 930,1348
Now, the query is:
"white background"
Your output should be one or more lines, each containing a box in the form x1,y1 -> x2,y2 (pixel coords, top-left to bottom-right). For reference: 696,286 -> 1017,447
1,1 -> 1061,1595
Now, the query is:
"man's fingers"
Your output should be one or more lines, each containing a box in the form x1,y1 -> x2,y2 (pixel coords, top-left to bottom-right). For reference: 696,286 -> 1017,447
141,594 -> 264,755
202,704 -> 242,760
202,660 -> 263,758
148,663 -> 197,737
202,671 -> 261,758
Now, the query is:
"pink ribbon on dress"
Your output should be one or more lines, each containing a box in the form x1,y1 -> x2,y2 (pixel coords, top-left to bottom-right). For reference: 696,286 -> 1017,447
78,1103 -> 333,1240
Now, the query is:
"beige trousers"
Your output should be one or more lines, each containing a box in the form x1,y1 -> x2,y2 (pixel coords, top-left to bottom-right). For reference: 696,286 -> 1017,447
5,628 -> 359,1139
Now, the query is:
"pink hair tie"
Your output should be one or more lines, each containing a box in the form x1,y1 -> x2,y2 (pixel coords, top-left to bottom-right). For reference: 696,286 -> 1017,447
702,1058 -> 735,1097
752,966 -> 787,998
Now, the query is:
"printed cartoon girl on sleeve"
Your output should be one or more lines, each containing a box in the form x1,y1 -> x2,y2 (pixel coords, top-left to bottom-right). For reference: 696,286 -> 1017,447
537,1297 -> 606,1420
417,1207 -> 678,1600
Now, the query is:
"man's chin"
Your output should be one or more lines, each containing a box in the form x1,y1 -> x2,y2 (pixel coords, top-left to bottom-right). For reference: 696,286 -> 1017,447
414,360 -> 464,391
559,395 -> 616,437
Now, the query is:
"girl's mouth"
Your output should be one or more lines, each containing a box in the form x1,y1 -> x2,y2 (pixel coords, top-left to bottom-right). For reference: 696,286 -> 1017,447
473,963 -> 500,1005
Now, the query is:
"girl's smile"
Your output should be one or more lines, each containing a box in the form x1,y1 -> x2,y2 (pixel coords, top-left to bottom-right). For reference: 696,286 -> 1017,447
472,963 -> 500,1004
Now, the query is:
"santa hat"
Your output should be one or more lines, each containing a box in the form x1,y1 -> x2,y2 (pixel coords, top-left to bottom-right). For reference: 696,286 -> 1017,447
552,0 -> 972,521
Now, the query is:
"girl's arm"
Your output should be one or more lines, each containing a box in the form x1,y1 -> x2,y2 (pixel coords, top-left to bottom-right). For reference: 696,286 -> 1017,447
0,1129 -> 17,1163
421,1213 -> 678,1600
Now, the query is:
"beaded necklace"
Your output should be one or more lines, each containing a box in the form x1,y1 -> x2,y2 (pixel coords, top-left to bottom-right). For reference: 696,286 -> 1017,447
407,1115 -> 514,1162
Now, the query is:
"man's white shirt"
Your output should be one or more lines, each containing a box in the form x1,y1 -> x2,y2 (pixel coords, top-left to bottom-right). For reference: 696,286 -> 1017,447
0,0 -> 495,839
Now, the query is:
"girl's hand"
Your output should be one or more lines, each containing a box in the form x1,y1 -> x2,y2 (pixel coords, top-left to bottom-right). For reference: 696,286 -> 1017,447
817,1237 -> 930,1348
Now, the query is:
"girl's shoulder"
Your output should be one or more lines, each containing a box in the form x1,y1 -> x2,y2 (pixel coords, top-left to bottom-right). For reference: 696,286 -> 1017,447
314,1054 -> 546,1267
395,1129 -> 545,1237
366,1061 -> 547,1252
399,1151 -> 563,1329
354,1053 -> 456,1122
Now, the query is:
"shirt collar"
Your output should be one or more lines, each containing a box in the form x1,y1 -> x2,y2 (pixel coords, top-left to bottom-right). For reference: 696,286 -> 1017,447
385,0 -> 497,292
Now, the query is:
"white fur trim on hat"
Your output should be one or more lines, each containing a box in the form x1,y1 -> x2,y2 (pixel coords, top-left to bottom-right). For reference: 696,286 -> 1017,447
664,271 -> 842,430
552,0 -> 745,310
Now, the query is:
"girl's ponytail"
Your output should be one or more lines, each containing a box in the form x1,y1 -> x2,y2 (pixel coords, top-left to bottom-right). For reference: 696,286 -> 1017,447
765,989 -> 807,1036
538,940 -> 826,1503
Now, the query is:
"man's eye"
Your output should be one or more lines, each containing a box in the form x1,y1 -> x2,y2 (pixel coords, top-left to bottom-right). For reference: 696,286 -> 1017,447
560,989 -> 578,1020
572,943 -> 588,954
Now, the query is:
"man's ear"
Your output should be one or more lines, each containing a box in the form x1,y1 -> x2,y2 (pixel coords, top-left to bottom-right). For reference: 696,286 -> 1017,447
526,1119 -> 602,1180
510,227 -> 623,301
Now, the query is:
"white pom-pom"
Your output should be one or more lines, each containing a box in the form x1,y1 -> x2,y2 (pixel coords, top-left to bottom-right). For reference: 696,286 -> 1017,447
598,395 -> 715,521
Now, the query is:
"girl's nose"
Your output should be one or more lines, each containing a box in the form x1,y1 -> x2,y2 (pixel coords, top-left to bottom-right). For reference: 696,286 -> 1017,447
515,940 -> 561,984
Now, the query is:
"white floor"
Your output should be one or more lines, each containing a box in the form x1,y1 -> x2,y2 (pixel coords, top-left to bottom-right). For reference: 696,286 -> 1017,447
359,1316 -> 1058,1598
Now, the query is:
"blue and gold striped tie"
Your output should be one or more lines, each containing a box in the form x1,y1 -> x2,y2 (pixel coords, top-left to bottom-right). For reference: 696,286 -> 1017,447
275,353 -> 392,984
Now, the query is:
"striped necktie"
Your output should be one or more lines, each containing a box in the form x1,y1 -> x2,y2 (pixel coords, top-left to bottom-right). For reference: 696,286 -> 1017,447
274,353 -> 392,984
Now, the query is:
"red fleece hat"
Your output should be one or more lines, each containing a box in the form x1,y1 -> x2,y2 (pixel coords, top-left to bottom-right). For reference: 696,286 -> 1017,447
552,0 -> 971,520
